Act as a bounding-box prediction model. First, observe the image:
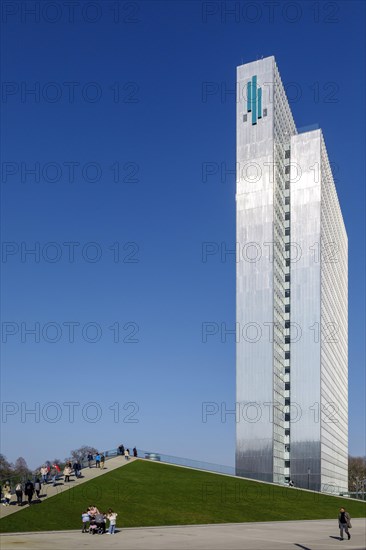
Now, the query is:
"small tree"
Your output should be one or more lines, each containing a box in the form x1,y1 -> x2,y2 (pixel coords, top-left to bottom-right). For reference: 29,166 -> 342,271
70,446 -> 98,464
349,455 -> 366,491
0,454 -> 14,480
14,457 -> 30,477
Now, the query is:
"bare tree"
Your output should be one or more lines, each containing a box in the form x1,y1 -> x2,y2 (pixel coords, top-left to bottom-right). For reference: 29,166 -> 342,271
70,445 -> 98,464
349,455 -> 366,491
0,454 -> 14,480
14,457 -> 31,477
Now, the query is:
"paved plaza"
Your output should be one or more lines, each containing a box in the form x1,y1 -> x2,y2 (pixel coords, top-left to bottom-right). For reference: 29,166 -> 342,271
1,518 -> 365,550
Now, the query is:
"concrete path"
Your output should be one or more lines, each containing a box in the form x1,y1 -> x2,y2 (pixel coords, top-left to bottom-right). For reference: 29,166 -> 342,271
1,519 -> 365,550
0,456 -> 136,519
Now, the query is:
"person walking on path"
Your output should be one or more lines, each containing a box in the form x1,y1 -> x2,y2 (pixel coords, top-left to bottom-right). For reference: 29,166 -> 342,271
73,461 -> 79,479
15,482 -> 23,506
2,481 -> 12,506
100,454 -> 105,469
24,480 -> 34,505
338,507 -> 352,540
87,453 -> 93,468
63,465 -> 72,483
50,467 -> 57,486
40,466 -> 48,484
34,478 -> 41,500
124,449 -> 130,461
95,453 -> 101,468
53,463 -> 61,477
133,447 -> 138,457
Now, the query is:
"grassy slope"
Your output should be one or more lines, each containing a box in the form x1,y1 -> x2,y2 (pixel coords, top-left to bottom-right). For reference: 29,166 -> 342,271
1,460 -> 365,533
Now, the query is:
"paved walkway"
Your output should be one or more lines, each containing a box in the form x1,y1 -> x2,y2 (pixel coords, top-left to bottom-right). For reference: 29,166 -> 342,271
1,519 -> 365,549
0,456 -> 136,519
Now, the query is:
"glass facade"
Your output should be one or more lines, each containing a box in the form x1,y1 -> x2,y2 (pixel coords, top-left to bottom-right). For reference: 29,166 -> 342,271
236,57 -> 348,493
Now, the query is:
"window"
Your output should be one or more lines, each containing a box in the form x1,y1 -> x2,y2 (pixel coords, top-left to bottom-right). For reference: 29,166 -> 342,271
285,398 -> 290,406
285,243 -> 290,251
285,274 -> 290,282
285,196 -> 290,205
285,165 -> 290,174
263,108 -> 267,117
285,460 -> 290,468
286,259 -> 290,267
243,114 -> 247,122
285,444 -> 290,452
285,304 -> 290,312
285,227 -> 290,236
285,289 -> 290,297
285,429 -> 290,436
285,382 -> 290,390
285,150 -> 290,159
285,367 -> 290,373
285,212 -> 290,220
285,181 -> 290,189
285,351 -> 290,359
285,321 -> 290,328
285,337 -> 290,344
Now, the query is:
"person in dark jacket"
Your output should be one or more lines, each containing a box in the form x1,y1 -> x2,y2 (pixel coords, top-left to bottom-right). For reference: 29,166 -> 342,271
34,478 -> 41,500
15,482 -> 23,506
73,462 -> 79,478
24,480 -> 34,505
133,447 -> 138,457
338,507 -> 352,540
87,453 -> 93,468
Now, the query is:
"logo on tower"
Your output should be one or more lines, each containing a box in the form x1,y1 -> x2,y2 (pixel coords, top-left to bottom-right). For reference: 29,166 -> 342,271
247,75 -> 262,125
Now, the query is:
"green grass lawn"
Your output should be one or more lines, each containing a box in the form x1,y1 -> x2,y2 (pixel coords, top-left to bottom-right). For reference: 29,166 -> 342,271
1,460 -> 365,532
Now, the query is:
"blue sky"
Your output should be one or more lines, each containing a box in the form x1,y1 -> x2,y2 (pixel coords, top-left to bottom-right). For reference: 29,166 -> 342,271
1,0 -> 365,468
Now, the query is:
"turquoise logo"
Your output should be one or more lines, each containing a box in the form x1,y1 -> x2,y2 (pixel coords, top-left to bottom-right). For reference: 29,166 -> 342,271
247,75 -> 262,125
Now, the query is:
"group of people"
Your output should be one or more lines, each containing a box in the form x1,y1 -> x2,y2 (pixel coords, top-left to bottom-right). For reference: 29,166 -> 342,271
82,505 -> 118,535
40,463 -> 61,486
2,478 -> 43,506
87,453 -> 106,468
62,460 -> 83,482
118,445 -> 138,459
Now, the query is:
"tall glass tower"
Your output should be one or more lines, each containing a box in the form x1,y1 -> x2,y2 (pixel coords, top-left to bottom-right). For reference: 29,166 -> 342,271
236,56 -> 348,493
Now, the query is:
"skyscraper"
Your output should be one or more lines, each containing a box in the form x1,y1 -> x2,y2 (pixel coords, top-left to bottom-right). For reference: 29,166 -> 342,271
236,56 -> 348,493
